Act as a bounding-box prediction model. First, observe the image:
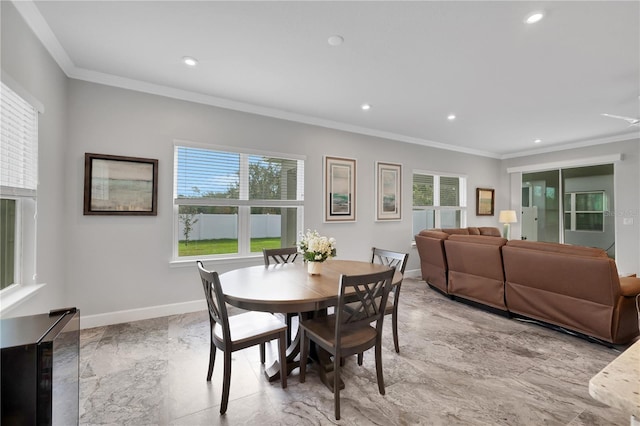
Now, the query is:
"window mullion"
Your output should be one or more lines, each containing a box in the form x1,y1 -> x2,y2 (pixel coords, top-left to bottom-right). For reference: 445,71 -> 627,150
238,206 -> 250,255
238,154 -> 249,254
571,193 -> 576,231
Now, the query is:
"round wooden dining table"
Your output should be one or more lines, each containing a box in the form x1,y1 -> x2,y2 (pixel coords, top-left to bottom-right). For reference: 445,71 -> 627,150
219,259 -> 402,389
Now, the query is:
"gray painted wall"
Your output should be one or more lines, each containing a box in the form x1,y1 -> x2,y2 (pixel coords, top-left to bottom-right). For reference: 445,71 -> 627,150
1,2 -> 68,316
4,2 -> 638,323
3,3 -> 503,319
63,80 -> 502,317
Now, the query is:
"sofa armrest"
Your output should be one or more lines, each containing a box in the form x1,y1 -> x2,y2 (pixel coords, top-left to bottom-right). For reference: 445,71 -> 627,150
619,276 -> 640,297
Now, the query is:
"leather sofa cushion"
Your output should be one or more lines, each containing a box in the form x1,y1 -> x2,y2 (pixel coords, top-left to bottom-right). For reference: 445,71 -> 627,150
502,242 -> 617,305
505,240 -> 608,258
431,227 -> 501,237
478,227 -> 502,237
439,228 -> 470,235
447,234 -> 508,246
418,230 -> 449,240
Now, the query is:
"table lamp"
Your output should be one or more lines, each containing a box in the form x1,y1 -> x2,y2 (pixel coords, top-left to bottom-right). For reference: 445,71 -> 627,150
499,210 -> 517,239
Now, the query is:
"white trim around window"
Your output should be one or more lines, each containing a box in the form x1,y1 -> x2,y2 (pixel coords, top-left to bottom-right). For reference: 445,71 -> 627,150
171,140 -> 305,263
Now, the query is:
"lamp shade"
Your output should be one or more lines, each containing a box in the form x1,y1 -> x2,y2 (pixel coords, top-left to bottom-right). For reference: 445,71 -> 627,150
499,210 -> 517,224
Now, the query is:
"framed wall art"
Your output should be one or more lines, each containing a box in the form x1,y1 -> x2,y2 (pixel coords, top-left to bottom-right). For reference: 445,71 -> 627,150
324,156 -> 356,222
84,153 -> 158,216
375,161 -> 402,221
476,187 -> 495,216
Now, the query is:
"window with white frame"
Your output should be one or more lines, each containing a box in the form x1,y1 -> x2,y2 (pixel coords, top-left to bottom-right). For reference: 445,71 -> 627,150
1,81 -> 39,290
173,143 -> 304,260
564,191 -> 605,232
412,171 -> 467,236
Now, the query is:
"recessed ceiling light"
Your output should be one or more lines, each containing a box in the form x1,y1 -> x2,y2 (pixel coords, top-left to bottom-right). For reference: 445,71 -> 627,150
534,139 -> 542,144
525,12 -> 544,24
361,103 -> 371,111
447,114 -> 456,121
182,56 -> 198,67
328,35 -> 344,46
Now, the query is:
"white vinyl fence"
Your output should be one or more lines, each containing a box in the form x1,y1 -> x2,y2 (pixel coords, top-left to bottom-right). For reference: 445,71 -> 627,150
178,214 -> 282,240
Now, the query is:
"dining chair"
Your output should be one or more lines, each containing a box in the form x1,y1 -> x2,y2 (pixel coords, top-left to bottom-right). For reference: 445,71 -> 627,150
370,247 -> 409,354
197,261 -> 287,415
262,247 -> 299,345
299,268 -> 395,420
262,246 -> 299,265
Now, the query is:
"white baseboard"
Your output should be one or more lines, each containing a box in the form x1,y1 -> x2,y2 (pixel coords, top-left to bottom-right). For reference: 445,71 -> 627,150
81,269 -> 424,329
81,299 -> 207,329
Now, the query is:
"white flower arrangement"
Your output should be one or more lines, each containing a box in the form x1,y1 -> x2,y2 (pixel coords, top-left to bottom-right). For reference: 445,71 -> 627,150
298,229 -> 337,263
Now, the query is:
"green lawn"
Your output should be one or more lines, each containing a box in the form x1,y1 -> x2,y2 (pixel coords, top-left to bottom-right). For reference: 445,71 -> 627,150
178,237 -> 282,256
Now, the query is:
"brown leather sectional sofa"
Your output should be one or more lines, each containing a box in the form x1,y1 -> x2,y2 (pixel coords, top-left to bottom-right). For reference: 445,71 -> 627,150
415,228 -> 640,345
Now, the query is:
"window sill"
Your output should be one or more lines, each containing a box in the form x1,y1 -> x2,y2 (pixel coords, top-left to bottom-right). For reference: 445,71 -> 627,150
0,283 -> 46,316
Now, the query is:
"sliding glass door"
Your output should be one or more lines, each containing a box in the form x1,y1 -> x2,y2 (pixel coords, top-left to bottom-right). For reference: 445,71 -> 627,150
522,170 -> 560,243
521,164 -> 614,258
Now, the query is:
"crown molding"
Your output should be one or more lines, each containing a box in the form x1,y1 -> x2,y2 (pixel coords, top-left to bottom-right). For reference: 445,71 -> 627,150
13,0 -> 635,162
500,132 -> 640,160
9,0 -> 502,160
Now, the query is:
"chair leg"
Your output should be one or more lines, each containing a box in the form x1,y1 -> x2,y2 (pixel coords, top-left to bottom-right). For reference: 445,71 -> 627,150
334,352 -> 341,420
375,341 -> 385,395
286,314 -> 293,346
260,342 -> 265,364
299,330 -> 307,383
392,307 -> 400,353
278,332 -> 287,389
207,341 -> 216,381
357,352 -> 363,366
220,350 -> 232,415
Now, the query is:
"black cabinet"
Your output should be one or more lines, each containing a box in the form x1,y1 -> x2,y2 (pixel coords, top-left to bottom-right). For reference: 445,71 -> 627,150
1,308 -> 80,425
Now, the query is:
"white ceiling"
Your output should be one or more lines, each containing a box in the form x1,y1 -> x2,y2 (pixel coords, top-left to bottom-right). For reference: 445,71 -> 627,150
15,1 -> 640,158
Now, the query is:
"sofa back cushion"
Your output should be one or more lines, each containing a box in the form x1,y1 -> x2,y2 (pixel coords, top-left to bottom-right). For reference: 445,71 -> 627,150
502,240 -> 623,342
444,234 -> 508,309
445,235 -> 508,282
502,240 -> 619,305
418,230 -> 449,240
505,240 -> 607,258
439,228 -> 470,235
478,227 -> 502,237
433,227 -> 501,237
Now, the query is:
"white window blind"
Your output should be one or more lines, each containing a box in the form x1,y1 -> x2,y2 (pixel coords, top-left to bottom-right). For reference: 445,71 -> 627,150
1,82 -> 38,197
174,145 -> 304,206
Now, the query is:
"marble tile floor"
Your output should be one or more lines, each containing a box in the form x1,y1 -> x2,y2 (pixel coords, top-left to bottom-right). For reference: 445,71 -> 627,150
79,278 -> 631,425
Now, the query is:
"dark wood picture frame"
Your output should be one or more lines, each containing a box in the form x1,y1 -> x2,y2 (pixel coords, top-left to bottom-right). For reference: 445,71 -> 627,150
84,153 -> 158,216
476,188 -> 495,216
324,156 -> 356,222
